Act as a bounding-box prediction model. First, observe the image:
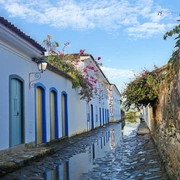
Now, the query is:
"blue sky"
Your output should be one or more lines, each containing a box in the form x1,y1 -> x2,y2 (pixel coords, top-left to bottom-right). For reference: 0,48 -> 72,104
0,0 -> 180,92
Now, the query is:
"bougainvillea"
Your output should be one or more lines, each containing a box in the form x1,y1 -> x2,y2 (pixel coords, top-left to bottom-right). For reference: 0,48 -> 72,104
122,66 -> 165,110
43,35 -> 103,103
122,24 -> 180,110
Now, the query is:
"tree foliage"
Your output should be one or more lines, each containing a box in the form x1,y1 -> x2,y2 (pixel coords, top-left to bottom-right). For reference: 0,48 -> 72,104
163,24 -> 180,57
43,35 -> 102,103
164,24 -> 180,84
122,67 -> 165,111
122,24 -> 180,111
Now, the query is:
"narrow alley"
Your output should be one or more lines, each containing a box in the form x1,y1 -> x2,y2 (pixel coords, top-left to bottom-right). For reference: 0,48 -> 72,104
1,122 -> 168,180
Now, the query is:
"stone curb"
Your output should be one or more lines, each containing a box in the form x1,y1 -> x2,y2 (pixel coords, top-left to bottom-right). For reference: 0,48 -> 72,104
137,122 -> 150,135
0,122 -> 124,178
0,147 -> 54,177
0,124 -> 113,178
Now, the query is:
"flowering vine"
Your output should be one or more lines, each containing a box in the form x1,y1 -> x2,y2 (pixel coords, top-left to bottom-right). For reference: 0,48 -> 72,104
122,66 -> 165,110
122,25 -> 180,111
43,35 -> 102,103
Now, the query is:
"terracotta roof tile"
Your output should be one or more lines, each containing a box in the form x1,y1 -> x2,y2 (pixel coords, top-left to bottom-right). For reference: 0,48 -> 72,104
0,16 -> 46,53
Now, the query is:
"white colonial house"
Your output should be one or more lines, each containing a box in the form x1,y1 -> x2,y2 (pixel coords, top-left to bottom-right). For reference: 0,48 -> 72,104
78,54 -> 111,130
0,16 -> 121,152
109,84 -> 121,122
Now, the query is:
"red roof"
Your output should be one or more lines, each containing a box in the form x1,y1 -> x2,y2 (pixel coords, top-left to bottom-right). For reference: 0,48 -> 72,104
0,16 -> 46,53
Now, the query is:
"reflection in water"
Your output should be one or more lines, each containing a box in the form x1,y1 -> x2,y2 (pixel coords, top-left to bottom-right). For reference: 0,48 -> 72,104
39,124 -> 122,180
123,123 -> 139,136
40,162 -> 69,180
110,128 -> 115,150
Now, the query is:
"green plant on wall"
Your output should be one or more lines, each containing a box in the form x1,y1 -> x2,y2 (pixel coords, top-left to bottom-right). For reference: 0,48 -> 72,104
43,36 -> 84,89
122,66 -> 165,111
164,24 -> 180,85
43,35 -> 102,103
121,24 -> 180,111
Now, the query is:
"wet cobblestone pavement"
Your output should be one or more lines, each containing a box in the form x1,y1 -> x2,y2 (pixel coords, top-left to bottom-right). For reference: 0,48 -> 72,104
81,134 -> 168,180
1,122 -> 169,180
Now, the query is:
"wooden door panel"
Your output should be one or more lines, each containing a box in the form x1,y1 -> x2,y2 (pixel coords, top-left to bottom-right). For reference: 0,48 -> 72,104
51,92 -> 55,140
36,87 -> 43,144
10,79 -> 22,146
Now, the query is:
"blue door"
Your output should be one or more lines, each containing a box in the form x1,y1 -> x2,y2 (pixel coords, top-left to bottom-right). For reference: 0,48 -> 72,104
10,78 -> 23,147
107,109 -> 110,123
87,104 -> 90,131
61,92 -> 68,137
91,104 -> 94,129
99,108 -> 102,126
102,108 -> 104,125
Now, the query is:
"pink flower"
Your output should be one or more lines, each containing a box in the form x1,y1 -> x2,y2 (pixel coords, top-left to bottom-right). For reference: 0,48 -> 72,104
90,66 -> 94,70
79,49 -> 85,55
58,51 -> 63,57
97,57 -> 101,60
64,42 -> 70,46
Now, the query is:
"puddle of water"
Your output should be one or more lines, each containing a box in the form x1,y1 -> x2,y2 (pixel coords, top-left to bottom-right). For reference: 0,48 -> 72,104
38,124 -> 122,180
123,122 -> 139,136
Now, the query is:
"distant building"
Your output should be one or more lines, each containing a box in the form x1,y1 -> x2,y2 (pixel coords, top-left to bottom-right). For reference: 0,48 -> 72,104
109,84 -> 121,122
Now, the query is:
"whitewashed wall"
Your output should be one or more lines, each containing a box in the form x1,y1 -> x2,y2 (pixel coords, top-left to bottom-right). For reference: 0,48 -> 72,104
79,55 -> 110,130
142,106 -> 151,130
0,19 -> 120,152
0,41 -> 38,150
0,33 -> 86,151
39,69 -> 87,139
109,85 -> 121,122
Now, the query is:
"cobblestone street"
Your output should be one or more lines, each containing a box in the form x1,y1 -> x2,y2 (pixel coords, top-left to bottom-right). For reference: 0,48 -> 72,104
81,133 -> 168,180
1,122 -> 169,180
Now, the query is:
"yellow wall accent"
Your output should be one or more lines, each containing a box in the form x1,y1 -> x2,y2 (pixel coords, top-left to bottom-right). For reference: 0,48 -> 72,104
52,169 -> 56,179
36,87 -> 42,144
51,91 -> 55,140
62,95 -> 65,137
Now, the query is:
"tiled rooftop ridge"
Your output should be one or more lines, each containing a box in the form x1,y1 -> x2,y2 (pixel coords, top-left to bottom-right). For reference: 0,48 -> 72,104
0,16 -> 46,53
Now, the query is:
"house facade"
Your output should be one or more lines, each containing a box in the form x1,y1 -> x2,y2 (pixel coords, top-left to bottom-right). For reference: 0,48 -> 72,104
0,16 -> 47,150
109,84 -> 121,122
0,17 -> 121,152
77,54 -> 111,129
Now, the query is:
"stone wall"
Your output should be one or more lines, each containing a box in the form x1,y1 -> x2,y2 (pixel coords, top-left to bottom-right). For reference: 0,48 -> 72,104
149,53 -> 180,179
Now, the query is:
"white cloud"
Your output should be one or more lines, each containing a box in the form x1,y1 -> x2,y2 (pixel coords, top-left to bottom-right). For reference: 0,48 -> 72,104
100,66 -> 135,91
0,0 -> 176,38
126,22 -> 166,38
101,66 -> 134,79
125,22 -> 176,38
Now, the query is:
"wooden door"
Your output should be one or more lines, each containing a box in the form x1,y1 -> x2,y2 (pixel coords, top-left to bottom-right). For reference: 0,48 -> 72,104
91,104 -> 94,129
10,79 -> 23,146
61,93 -> 68,137
50,91 -> 55,140
36,87 -> 43,144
